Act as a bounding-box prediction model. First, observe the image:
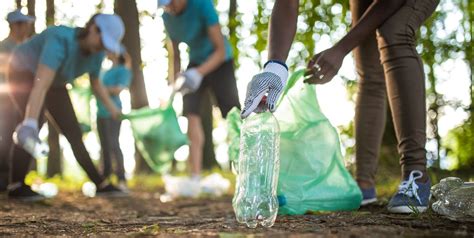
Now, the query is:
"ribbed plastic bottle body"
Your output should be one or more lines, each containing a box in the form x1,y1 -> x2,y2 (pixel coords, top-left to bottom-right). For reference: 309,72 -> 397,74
232,112 -> 280,228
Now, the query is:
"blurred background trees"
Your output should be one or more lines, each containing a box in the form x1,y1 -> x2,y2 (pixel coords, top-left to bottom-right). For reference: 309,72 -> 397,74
6,0 -> 473,183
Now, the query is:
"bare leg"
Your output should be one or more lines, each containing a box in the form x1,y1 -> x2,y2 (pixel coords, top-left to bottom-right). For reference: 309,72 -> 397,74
186,114 -> 204,178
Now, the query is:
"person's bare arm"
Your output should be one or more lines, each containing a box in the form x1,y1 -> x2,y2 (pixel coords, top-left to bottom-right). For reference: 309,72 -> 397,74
195,24 -> 226,76
305,0 -> 407,84
0,53 -> 9,74
240,0 -> 300,118
170,40 -> 181,84
24,64 -> 55,120
336,0 -> 406,55
267,0 -> 299,62
90,77 -> 120,119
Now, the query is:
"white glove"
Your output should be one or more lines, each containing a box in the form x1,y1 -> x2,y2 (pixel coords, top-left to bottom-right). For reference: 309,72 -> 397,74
241,61 -> 288,119
175,68 -> 204,94
13,118 -> 41,157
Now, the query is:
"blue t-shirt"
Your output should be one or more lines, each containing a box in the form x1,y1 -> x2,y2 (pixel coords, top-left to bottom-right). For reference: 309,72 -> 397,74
162,0 -> 232,65
10,26 -> 105,86
96,65 -> 132,118
0,38 -> 18,83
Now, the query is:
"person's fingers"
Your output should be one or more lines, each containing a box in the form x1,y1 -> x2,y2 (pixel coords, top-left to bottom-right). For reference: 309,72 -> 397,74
319,70 -> 337,84
241,87 -> 267,119
304,60 -> 329,84
267,87 -> 283,112
307,52 -> 322,69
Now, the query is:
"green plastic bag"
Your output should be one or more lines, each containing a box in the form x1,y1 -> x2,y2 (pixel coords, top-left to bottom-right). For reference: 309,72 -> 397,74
122,103 -> 188,174
227,70 -> 362,215
69,84 -> 92,133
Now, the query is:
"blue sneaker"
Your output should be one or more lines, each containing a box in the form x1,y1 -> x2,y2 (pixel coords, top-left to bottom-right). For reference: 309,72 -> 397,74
360,187 -> 377,206
387,170 -> 431,213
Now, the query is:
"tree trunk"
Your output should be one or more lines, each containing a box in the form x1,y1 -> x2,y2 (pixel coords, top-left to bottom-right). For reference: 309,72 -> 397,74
16,0 -> 21,9
24,0 -> 36,171
228,0 -> 239,66
26,0 -> 35,35
46,0 -> 54,26
114,0 -> 152,173
44,0 -> 61,178
114,0 -> 148,109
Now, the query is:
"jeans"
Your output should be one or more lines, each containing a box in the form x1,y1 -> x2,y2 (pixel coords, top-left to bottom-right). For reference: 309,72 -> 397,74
350,0 -> 439,186
97,117 -> 125,181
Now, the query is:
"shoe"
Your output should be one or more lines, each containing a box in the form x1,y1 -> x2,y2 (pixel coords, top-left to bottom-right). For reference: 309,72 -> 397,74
8,183 -> 46,202
387,170 -> 431,214
117,181 -> 129,193
360,187 -> 377,206
96,184 -> 128,198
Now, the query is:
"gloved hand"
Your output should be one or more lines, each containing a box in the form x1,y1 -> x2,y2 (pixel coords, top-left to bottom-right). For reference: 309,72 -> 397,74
13,118 -> 40,156
241,61 -> 288,119
175,68 -> 204,94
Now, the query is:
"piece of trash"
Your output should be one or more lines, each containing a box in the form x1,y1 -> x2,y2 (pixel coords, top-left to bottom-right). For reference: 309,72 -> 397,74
82,181 -> 97,198
160,173 -> 231,201
431,177 -> 474,221
200,173 -> 230,196
233,111 -> 280,228
162,175 -> 201,199
32,182 -> 58,198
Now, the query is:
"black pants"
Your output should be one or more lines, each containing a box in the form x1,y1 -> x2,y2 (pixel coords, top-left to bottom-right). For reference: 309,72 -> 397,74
97,117 -> 125,181
183,60 -> 240,118
6,69 -> 104,186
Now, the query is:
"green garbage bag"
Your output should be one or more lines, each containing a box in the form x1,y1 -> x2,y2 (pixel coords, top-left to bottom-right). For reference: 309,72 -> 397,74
227,69 -> 362,215
122,102 -> 188,174
69,84 -> 92,133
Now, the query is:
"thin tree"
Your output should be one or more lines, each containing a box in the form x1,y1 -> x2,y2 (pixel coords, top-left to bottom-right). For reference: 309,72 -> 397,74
114,0 -> 151,173
45,0 -> 62,178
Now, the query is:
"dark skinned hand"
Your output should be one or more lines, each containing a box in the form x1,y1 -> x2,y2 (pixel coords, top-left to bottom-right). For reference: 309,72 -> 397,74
304,46 -> 346,85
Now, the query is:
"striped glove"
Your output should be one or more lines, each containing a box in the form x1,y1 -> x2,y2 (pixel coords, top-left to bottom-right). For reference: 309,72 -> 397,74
241,61 -> 288,119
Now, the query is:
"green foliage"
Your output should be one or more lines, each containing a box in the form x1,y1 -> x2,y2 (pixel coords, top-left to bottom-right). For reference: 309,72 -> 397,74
419,0 -> 474,169
444,119 -> 474,169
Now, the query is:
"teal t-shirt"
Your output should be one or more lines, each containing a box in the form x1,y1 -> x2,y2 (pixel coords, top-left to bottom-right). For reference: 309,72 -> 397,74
162,0 -> 232,65
0,37 -> 18,83
96,65 -> 132,118
10,25 -> 105,86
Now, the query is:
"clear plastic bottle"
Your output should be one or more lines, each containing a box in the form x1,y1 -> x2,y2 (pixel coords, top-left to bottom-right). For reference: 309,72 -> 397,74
232,111 -> 280,228
431,177 -> 474,220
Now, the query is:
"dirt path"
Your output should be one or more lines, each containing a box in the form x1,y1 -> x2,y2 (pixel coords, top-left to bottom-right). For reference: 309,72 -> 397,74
0,191 -> 472,237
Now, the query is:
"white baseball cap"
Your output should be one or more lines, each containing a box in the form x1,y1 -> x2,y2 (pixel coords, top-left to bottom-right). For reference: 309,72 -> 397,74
6,10 -> 35,24
157,0 -> 172,7
94,14 -> 125,55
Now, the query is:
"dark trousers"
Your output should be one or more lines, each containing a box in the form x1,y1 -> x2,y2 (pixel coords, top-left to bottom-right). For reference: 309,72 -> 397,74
6,69 -> 104,186
351,0 -> 439,186
97,117 -> 125,181
0,86 -> 16,189
183,60 -> 241,118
